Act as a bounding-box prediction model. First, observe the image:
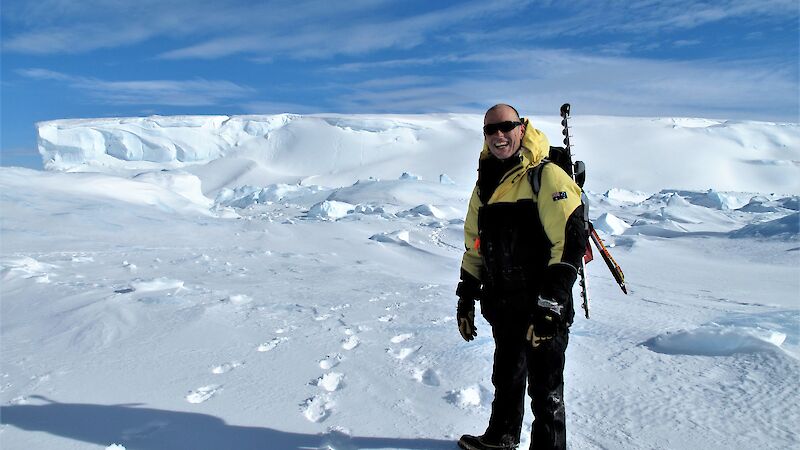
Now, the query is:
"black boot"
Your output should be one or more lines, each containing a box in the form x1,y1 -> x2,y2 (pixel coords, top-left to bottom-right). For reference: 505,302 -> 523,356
458,433 -> 519,450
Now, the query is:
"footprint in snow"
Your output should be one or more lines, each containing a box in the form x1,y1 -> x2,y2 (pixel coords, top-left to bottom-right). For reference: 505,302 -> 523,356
412,367 -> 441,386
186,385 -> 221,404
385,302 -> 406,311
315,372 -> 344,392
302,394 -> 334,422
390,333 -> 413,344
319,354 -> 342,370
378,314 -> 396,323
341,335 -> 360,351
258,337 -> 289,352
445,385 -> 491,409
225,294 -> 252,306
387,346 -> 419,360
211,362 -> 243,374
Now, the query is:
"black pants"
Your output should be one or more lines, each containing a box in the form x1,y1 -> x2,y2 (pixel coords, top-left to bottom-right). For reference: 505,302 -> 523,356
482,306 -> 568,450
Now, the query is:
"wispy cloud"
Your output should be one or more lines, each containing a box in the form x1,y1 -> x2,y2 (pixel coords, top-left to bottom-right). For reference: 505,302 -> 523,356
3,24 -> 155,54
240,100 -> 320,115
323,49 -> 799,121
16,68 -> 73,81
18,69 -> 255,106
158,0 -> 530,60
3,0 -> 531,59
4,0 -> 192,53
4,0 -> 796,60
327,57 -> 445,73
673,40 -> 702,48
523,0 -> 798,38
354,76 -> 441,89
4,0 -> 267,54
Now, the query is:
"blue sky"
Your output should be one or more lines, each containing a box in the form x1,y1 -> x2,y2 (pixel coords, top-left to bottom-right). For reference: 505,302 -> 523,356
2,0 -> 798,168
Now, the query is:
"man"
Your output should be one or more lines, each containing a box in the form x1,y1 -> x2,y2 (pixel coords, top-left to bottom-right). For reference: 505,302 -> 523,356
456,104 -> 586,450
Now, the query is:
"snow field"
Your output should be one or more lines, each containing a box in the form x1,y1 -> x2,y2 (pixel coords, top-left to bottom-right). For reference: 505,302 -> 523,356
5,194 -> 795,449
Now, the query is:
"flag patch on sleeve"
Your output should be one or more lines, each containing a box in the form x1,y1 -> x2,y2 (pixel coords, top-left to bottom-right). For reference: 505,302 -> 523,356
552,191 -> 568,201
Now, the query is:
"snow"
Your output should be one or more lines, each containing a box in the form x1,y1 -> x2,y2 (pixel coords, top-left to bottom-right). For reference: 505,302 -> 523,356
308,201 -> 355,220
730,213 -> 800,239
445,385 -> 493,410
603,188 -> 650,204
185,385 -> 222,404
1,113 -> 798,449
316,373 -> 345,392
36,113 -> 800,195
369,230 -> 411,245
593,213 -> 631,235
128,277 -> 185,293
645,323 -> 789,357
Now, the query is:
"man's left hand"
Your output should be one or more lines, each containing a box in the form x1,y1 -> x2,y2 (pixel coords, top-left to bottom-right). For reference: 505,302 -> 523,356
527,295 -> 565,348
526,323 -> 553,348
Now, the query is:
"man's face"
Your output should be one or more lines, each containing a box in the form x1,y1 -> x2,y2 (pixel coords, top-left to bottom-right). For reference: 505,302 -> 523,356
484,106 -> 525,160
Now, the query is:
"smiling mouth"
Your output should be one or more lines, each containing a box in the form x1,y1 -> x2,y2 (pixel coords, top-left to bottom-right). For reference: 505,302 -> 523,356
493,141 -> 509,149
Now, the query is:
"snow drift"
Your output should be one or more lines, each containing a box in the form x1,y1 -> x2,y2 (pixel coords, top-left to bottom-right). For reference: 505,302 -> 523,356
37,114 -> 800,195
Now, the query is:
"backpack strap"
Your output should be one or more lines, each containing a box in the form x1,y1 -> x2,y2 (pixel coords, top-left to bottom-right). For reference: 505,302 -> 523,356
531,159 -> 590,218
528,158 -> 551,197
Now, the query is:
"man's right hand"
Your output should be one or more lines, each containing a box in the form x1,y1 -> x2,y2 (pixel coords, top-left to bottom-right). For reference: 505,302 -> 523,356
457,298 -> 477,341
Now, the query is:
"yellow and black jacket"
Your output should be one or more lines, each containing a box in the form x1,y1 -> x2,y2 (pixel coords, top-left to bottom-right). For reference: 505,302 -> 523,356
459,118 -> 586,324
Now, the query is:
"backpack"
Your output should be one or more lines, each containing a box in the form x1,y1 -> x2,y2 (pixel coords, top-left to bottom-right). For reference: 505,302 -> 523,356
528,145 -> 592,259
529,146 -> 586,194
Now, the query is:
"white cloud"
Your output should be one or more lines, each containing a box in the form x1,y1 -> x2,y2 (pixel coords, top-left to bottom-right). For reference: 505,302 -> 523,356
328,57 -> 445,73
17,69 -> 255,106
17,68 -> 73,81
354,76 -> 441,89
323,49 -> 799,121
523,0 -> 798,38
158,0 -> 528,60
88,80 -> 255,106
673,40 -> 702,47
3,0 -> 530,59
240,100 -> 319,115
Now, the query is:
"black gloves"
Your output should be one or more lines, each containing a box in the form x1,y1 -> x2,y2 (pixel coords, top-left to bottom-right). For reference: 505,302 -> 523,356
457,298 -> 477,341
526,295 -> 564,347
456,269 -> 481,342
526,263 -> 576,348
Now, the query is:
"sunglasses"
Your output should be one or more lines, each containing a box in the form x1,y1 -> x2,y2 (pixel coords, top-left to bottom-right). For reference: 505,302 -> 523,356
483,121 -> 522,135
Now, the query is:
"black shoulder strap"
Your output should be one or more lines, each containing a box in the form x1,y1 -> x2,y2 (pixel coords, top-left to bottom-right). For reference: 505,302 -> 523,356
528,159 -> 550,196
530,158 -> 590,226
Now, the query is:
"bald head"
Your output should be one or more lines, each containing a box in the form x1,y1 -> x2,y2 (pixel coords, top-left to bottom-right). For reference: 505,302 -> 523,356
485,104 -> 520,122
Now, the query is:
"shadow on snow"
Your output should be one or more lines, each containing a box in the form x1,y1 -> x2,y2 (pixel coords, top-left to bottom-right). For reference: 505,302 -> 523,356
1,396 -> 454,450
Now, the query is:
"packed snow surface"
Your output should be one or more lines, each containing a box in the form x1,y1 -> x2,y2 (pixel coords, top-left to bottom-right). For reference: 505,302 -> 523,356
1,113 -> 798,449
